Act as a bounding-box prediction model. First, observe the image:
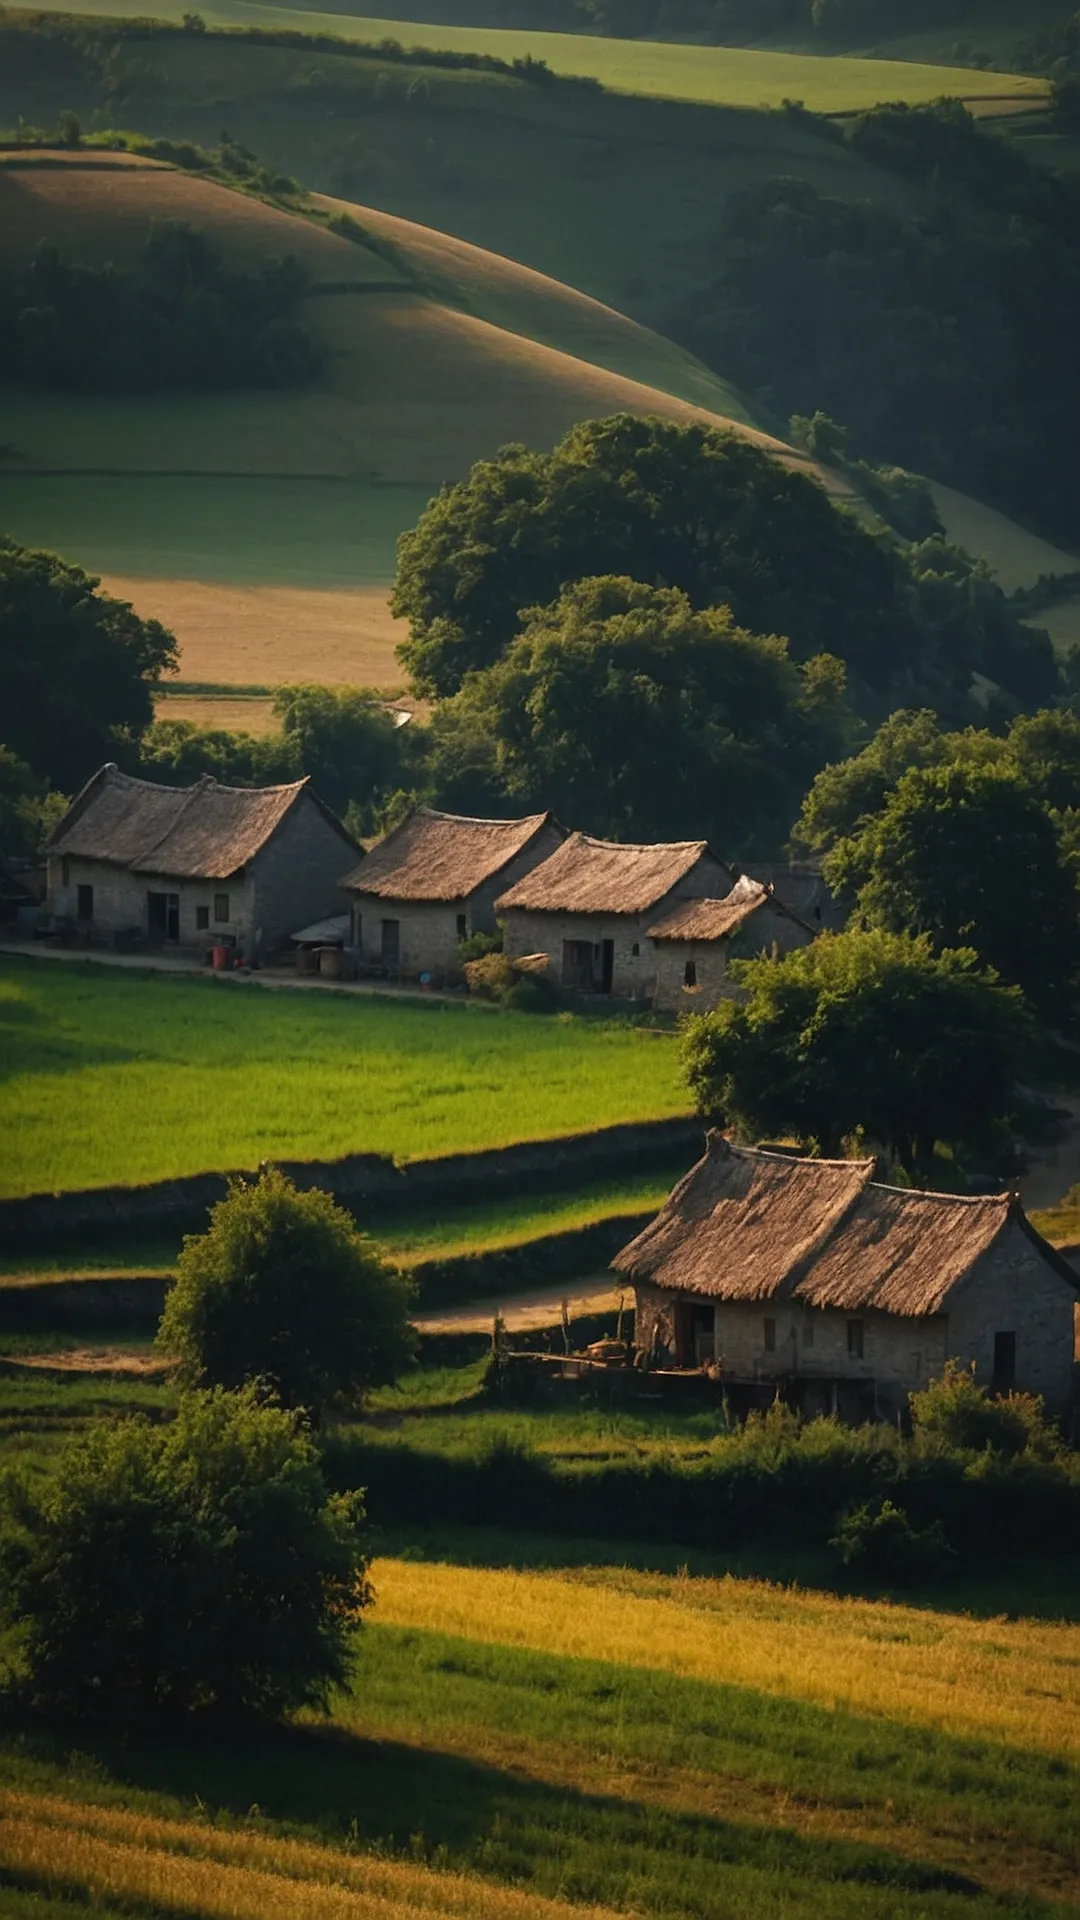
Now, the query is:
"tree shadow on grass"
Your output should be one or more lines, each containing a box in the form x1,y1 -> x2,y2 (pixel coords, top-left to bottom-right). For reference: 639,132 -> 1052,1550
0,1712 -> 1033,1920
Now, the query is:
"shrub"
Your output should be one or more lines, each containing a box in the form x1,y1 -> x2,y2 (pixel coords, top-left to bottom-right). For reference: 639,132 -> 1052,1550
157,1168 -> 414,1416
830,1499 -> 956,1585
458,927 -> 503,964
0,1386 -> 369,1722
463,951 -> 517,999
910,1361 -> 1058,1459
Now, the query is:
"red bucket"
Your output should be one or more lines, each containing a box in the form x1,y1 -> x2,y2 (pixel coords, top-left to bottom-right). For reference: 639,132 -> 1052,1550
211,945 -> 230,972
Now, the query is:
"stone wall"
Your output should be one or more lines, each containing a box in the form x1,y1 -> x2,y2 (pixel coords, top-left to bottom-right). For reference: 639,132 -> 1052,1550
0,1117 -> 705,1244
948,1220 -> 1077,1414
251,796 -> 357,950
47,856 -> 255,949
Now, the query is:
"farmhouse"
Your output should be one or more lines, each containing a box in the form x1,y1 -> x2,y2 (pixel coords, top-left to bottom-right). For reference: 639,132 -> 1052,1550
340,805 -> 565,978
46,764 -> 356,957
614,1133 -> 1079,1417
647,873 -> 816,1010
496,832 -> 734,1000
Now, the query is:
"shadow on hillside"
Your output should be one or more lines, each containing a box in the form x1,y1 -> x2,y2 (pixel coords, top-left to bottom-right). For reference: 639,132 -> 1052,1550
374,1521 -> 1080,1623
0,1711 -> 1008,1912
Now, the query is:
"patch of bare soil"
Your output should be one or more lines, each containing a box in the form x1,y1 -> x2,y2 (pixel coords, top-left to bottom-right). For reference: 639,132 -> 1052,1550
10,1347 -> 167,1378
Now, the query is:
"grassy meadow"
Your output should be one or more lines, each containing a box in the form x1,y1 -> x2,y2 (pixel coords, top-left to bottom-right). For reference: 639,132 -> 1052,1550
0,1538 -> 1077,1920
19,0 -> 1047,111
0,958 -> 687,1196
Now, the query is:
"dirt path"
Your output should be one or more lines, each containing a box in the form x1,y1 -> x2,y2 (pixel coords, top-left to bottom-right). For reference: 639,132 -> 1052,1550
416,1275 -> 626,1336
4,1346 -> 166,1376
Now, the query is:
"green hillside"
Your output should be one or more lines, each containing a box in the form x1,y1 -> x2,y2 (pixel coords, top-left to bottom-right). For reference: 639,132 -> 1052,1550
11,0 -> 1048,110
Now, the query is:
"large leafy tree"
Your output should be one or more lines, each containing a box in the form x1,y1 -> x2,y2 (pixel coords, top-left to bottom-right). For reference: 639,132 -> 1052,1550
393,414 -> 1038,713
0,537 -> 177,788
425,575 -> 854,850
158,1169 -> 415,1417
828,763 -> 1080,1008
0,1386 -> 369,1723
681,928 -> 1025,1177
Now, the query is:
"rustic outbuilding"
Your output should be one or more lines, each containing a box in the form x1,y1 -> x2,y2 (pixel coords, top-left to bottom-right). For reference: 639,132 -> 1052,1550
614,1133 -> 1079,1418
496,832 -> 733,1000
340,805 -> 565,979
46,764 -> 357,957
646,873 -> 816,1010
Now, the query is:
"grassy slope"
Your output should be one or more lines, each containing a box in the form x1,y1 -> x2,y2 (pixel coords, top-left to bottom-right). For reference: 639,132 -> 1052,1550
20,0 -> 1047,111
0,1541 -> 1076,1920
0,140 -> 821,687
0,957 -> 687,1196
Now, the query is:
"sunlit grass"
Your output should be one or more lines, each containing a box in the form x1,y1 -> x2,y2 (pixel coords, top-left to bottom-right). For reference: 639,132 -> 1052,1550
0,959 -> 686,1196
368,1556 -> 1080,1758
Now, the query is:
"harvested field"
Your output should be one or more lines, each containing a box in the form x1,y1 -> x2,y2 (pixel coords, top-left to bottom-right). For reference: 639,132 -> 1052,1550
139,582 -> 401,689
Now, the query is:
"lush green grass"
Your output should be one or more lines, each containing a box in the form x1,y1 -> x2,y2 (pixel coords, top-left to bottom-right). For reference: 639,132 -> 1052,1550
0,957 -> 686,1196
20,0 -> 1046,111
0,1166 -> 678,1282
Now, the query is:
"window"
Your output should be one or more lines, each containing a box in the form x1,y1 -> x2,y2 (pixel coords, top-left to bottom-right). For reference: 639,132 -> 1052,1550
214,893 -> 230,923
847,1319 -> 864,1359
61,857 -> 71,888
351,907 -> 362,948
803,1316 -> 814,1349
196,906 -> 210,931
763,1317 -> 776,1353
631,941 -> 640,957
76,883 -> 94,922
684,960 -> 697,988
457,913 -> 468,941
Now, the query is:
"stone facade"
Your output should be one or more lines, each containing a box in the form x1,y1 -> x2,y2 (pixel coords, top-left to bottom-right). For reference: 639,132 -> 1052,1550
502,852 -> 731,1001
349,819 -> 564,979
650,898 -> 813,1013
47,792 -> 352,955
634,1221 -> 1077,1417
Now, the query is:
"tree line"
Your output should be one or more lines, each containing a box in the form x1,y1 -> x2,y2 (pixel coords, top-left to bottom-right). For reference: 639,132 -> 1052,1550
677,101 -> 1080,549
0,220 -> 321,394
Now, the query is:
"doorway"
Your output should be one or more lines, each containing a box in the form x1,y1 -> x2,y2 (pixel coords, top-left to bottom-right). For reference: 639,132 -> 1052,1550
380,918 -> 400,968
674,1300 -> 716,1368
147,890 -> 180,943
599,938 -> 614,994
992,1330 -> 1016,1394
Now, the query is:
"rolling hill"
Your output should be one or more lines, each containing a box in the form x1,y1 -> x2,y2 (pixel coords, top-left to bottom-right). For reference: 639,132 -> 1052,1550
0,147 -> 839,693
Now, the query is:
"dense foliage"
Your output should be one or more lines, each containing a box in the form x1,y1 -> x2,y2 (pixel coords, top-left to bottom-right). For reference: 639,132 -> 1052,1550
423,575 -> 852,849
394,415 -> 1055,718
0,221 -> 320,393
158,1169 -> 415,1415
796,708 -> 1080,1004
680,928 -> 1025,1176
0,1386 -> 369,1721
679,103 -> 1080,544
0,537 -> 177,789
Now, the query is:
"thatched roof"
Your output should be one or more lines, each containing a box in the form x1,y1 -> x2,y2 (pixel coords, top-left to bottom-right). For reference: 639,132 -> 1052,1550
341,806 -> 558,902
648,873 -> 785,942
613,1133 -> 1075,1316
48,765 -> 347,881
496,832 -> 728,916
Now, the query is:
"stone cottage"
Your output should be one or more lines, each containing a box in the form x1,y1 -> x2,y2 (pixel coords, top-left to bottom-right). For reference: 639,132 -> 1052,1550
46,763 -> 357,957
495,832 -> 733,1000
647,873 -> 816,1011
614,1133 -> 1079,1418
340,805 -> 565,978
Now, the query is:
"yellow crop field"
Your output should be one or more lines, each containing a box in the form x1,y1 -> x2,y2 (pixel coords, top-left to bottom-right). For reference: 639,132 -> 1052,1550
368,1556 -> 1080,1758
0,1791 -> 620,1920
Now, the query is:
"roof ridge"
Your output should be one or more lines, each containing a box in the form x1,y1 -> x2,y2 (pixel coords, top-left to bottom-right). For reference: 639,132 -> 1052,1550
571,830 -> 710,855
867,1179 -> 1011,1206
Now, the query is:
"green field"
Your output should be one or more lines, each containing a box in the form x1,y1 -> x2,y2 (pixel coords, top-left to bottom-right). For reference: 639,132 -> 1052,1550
0,1526 -> 1077,1920
20,0 -> 1047,110
0,958 -> 687,1197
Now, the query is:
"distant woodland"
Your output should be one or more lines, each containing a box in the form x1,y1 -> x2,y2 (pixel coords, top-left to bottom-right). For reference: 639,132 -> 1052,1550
0,221 -> 321,393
